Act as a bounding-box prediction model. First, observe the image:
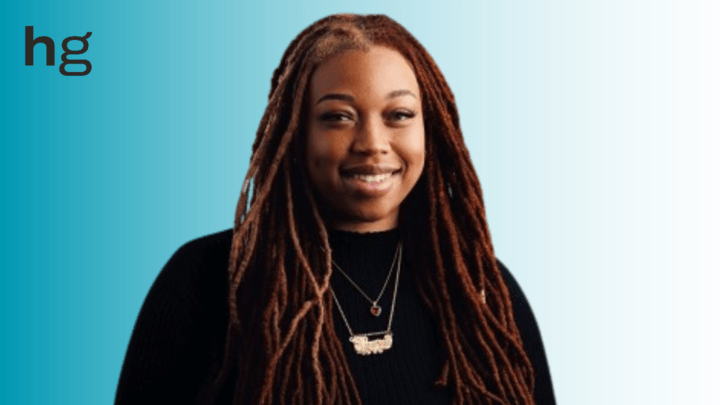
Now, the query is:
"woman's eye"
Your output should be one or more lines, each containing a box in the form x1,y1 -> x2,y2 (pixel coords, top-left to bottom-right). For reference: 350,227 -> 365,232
388,110 -> 416,121
320,112 -> 351,122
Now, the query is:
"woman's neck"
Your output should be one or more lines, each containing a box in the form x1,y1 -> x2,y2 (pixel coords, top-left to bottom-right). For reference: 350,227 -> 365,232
328,227 -> 401,278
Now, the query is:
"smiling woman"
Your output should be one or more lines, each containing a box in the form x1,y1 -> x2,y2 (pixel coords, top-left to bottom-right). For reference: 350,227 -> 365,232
306,46 -> 425,232
115,13 -> 556,405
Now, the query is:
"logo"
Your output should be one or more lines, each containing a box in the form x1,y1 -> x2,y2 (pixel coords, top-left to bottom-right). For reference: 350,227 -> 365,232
25,26 -> 92,76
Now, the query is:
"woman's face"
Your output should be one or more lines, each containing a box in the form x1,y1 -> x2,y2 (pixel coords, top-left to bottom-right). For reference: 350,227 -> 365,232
305,46 -> 425,232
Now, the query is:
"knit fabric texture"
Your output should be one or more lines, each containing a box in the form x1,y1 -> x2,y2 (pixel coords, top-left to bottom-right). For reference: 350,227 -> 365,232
115,228 -> 556,404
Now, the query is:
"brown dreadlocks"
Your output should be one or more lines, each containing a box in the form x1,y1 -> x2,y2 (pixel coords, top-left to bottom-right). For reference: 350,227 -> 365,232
209,13 -> 535,405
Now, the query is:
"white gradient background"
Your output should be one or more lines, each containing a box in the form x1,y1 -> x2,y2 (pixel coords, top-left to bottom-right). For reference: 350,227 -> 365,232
1,1 -> 718,404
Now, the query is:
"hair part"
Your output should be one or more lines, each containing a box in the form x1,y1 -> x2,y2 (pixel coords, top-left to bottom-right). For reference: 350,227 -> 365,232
208,13 -> 535,405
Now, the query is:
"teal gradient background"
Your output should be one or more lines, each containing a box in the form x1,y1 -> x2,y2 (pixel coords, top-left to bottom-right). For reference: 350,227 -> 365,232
1,1 -> 718,404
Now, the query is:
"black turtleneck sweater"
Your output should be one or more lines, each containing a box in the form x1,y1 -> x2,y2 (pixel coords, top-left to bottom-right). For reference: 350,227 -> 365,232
115,228 -> 555,404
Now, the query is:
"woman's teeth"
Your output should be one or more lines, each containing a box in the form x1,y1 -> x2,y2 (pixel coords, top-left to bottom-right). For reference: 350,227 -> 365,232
352,172 -> 393,183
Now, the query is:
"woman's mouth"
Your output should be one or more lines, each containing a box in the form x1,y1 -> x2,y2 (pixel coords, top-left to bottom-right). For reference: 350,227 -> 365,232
341,169 -> 400,196
350,172 -> 394,183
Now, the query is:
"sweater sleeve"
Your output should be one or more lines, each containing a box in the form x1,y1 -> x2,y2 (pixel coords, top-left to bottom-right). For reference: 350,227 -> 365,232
496,259 -> 557,405
115,236 -> 229,405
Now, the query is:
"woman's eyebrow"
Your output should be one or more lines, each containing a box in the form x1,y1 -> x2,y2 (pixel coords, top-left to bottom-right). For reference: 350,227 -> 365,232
386,89 -> 417,99
317,93 -> 354,104
317,89 -> 417,105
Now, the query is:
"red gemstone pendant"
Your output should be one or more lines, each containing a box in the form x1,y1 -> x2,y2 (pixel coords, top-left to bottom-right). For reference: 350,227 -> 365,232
371,305 -> 382,316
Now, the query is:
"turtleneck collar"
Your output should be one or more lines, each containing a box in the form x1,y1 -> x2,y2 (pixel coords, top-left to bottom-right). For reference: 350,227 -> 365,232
327,228 -> 401,279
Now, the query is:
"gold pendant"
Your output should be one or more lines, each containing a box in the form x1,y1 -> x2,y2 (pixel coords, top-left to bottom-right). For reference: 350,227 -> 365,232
350,334 -> 393,355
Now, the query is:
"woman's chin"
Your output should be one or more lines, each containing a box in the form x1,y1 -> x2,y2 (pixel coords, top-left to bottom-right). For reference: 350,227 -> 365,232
329,208 -> 399,232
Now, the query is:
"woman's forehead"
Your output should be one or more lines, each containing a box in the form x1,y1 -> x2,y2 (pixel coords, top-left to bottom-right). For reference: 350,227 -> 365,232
309,47 -> 420,104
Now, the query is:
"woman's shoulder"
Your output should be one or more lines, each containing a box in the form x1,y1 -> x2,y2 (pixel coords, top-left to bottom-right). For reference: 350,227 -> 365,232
171,228 -> 234,267
494,258 -> 520,295
148,229 -> 234,307
493,258 -> 533,318
492,258 -> 543,349
116,230 -> 234,404
493,258 -> 557,404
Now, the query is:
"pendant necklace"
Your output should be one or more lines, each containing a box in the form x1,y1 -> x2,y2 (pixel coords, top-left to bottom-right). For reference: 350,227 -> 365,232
330,241 -> 403,355
331,241 -> 400,317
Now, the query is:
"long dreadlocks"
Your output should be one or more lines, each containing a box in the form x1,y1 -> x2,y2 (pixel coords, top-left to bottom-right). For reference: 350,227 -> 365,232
209,13 -> 535,405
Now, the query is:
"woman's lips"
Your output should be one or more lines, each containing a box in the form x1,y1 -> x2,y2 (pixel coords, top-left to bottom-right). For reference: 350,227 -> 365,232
341,170 -> 400,196
350,172 -> 394,183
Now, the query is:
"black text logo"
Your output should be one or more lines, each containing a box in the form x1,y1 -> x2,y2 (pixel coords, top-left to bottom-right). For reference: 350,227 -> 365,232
25,26 -> 92,76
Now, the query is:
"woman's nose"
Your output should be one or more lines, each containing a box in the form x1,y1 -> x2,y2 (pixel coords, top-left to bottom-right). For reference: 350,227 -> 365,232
351,116 -> 390,155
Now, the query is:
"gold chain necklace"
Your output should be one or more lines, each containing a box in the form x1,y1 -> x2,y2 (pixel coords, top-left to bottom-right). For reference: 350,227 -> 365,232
330,242 -> 403,355
330,242 -> 400,317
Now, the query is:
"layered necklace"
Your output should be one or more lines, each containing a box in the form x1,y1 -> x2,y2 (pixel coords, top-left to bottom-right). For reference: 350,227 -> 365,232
329,241 -> 403,356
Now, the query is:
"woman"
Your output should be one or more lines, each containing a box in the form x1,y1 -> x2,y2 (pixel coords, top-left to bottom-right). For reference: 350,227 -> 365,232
116,13 -> 555,405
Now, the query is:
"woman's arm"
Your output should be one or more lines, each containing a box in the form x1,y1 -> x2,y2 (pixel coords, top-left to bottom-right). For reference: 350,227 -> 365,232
496,259 -> 557,405
115,233 -> 230,405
